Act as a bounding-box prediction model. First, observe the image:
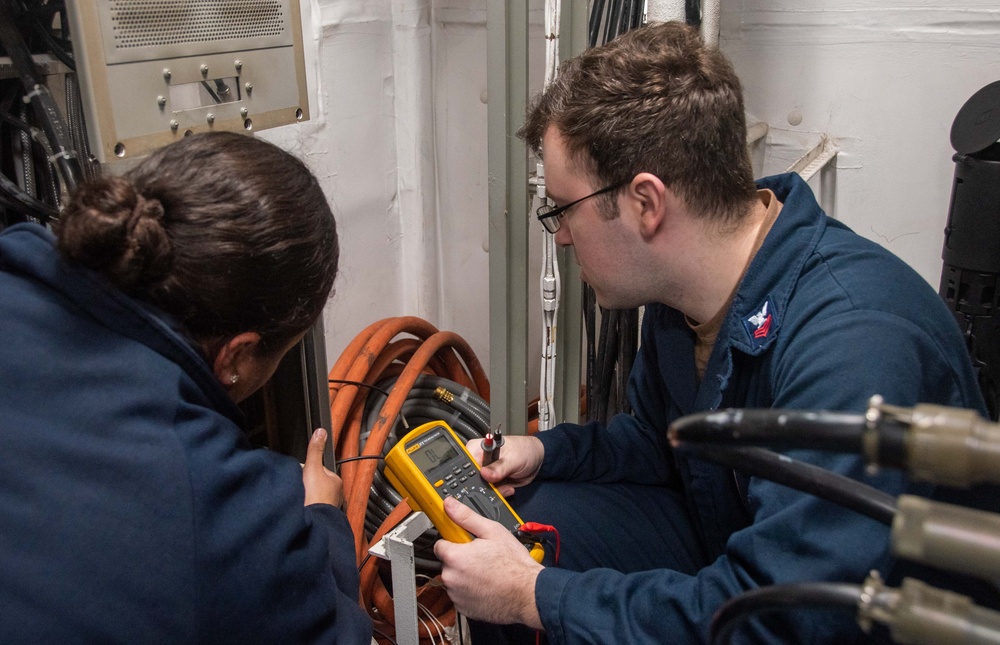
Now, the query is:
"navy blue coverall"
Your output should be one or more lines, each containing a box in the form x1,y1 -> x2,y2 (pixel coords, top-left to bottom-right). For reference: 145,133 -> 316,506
0,224 -> 373,644
488,174 -> 994,644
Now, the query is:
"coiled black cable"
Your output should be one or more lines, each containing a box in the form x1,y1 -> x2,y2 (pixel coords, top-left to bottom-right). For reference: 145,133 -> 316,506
359,374 -> 491,570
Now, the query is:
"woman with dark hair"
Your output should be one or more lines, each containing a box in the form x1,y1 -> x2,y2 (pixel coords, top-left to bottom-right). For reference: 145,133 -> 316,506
0,132 -> 372,643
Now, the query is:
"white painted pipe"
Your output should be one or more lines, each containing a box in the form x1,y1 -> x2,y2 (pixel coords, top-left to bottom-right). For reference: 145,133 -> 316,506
701,0 -> 721,48
646,0 -> 685,24
647,0 -> 721,49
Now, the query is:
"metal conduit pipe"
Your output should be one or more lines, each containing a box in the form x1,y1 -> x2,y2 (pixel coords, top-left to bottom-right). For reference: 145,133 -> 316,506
700,0 -> 721,48
646,0 -> 685,23
646,0 -> 721,47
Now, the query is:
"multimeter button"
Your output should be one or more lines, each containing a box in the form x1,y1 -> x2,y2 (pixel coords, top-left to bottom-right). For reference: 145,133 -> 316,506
450,482 -> 459,489
434,480 -> 445,488
445,474 -> 455,481
459,475 -> 468,482
464,462 -> 474,469
453,467 -> 463,474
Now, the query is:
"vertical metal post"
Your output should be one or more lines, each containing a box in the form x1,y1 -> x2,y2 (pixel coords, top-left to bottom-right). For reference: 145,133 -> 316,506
553,0 -> 589,426
302,317 -> 334,467
367,512 -> 434,645
487,1 -> 530,436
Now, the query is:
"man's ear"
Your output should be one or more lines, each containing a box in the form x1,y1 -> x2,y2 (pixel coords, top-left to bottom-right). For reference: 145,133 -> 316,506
629,172 -> 669,239
212,332 -> 263,388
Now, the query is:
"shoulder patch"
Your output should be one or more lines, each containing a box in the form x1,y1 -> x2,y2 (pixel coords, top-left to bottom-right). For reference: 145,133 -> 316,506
743,297 -> 777,348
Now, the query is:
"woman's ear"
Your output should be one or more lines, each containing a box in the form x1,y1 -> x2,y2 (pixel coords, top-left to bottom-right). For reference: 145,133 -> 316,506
212,332 -> 263,389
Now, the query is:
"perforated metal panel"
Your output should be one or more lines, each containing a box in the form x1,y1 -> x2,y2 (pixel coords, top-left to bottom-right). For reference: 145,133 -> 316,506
66,0 -> 309,162
110,1 -> 285,49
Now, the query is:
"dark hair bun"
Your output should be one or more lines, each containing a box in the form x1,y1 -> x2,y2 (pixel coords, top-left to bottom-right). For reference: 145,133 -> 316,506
57,175 -> 172,293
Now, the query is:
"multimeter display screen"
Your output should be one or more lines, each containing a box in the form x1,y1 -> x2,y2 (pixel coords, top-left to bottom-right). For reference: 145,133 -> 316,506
410,435 -> 459,472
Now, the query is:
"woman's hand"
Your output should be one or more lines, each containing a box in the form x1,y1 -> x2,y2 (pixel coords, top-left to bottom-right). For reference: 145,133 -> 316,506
302,428 -> 344,508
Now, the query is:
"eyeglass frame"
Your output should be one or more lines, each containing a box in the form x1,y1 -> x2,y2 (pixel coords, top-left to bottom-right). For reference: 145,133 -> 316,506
535,181 -> 627,234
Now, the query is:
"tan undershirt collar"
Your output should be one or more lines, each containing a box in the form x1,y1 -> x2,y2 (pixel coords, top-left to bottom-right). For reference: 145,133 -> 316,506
687,189 -> 783,380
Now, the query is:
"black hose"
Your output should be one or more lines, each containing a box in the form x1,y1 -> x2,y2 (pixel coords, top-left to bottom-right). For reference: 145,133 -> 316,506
686,0 -> 702,28
711,583 -> 862,645
0,171 -> 58,221
22,1 -> 74,71
604,0 -> 623,44
588,0 -> 606,48
670,408 -> 867,452
669,408 -> 910,469
618,307 -> 637,416
594,308 -> 615,422
629,0 -> 644,30
65,84 -> 97,176
681,444 -> 898,526
614,0 -> 626,41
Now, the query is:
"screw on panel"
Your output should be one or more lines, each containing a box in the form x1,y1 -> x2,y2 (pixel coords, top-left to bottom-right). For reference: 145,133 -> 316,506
169,120 -> 179,131
206,113 -> 215,124
240,107 -> 248,117
163,69 -> 171,81
157,95 -> 166,108
201,64 -> 209,76
235,60 -> 243,72
245,82 -> 253,94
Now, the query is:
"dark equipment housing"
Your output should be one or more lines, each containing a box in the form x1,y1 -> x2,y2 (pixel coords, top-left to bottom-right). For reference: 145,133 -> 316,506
940,80 -> 1000,420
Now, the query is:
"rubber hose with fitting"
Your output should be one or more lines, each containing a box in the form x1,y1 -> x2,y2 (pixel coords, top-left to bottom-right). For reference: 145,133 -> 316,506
677,444 -> 898,526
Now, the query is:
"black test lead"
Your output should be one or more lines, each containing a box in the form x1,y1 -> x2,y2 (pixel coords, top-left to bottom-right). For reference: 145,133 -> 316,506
493,424 -> 504,461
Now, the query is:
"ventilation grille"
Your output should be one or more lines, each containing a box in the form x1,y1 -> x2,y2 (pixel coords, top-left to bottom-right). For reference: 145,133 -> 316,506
110,0 -> 285,49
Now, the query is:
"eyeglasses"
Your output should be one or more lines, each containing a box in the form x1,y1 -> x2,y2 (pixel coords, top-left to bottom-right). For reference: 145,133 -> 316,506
535,182 -> 625,234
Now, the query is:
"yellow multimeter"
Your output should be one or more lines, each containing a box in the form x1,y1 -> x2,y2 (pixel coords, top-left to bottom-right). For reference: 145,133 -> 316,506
384,420 -> 544,562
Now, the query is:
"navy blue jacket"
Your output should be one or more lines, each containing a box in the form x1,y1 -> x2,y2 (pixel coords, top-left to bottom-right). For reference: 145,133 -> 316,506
533,174 -> 989,643
0,224 -> 372,644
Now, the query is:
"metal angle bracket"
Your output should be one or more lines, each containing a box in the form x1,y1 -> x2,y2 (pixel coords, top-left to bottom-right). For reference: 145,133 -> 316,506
368,511 -> 434,645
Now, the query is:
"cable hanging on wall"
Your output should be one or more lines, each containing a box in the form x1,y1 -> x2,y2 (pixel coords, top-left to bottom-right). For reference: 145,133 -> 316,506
0,0 -> 95,229
580,0 -> 650,426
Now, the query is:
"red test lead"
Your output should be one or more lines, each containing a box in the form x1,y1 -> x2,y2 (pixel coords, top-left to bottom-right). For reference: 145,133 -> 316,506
481,432 -> 497,466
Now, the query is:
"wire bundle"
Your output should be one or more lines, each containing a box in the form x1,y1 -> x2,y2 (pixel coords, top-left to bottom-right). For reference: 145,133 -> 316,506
329,316 -> 489,643
0,0 -> 93,228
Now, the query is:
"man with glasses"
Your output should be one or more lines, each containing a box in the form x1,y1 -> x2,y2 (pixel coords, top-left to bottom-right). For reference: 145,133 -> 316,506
434,21 -> 991,644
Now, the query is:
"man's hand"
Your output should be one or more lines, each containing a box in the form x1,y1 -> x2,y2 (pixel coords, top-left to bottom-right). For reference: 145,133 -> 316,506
433,497 -> 544,629
302,428 -> 344,508
465,435 -> 545,497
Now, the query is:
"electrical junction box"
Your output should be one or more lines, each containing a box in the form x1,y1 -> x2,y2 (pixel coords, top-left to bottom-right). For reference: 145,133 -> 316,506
66,0 -> 310,162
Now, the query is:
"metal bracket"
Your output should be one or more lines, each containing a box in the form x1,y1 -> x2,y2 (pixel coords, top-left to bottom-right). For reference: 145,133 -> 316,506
787,133 -> 840,182
368,512 -> 434,645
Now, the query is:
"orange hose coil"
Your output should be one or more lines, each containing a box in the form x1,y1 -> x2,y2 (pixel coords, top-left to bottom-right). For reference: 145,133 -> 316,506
329,317 -> 489,642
